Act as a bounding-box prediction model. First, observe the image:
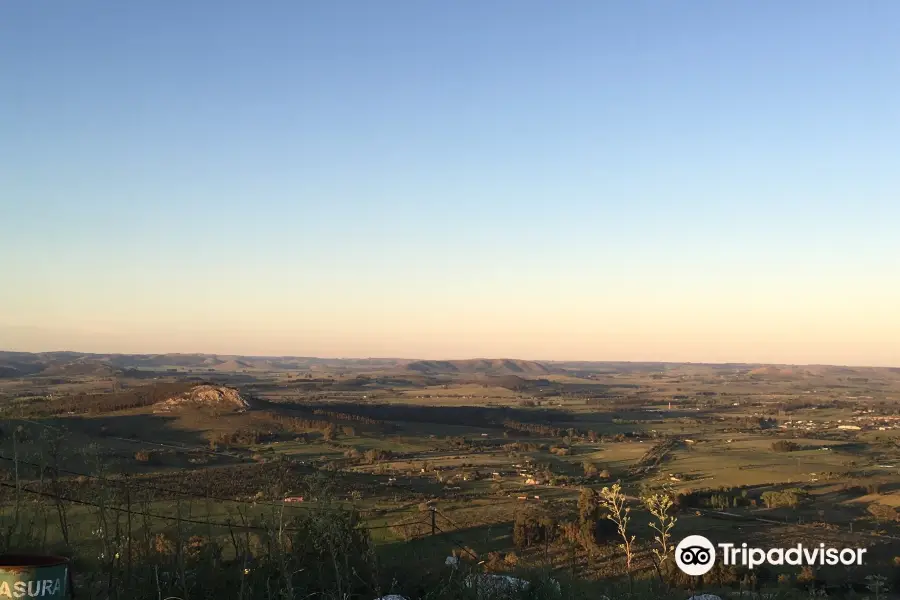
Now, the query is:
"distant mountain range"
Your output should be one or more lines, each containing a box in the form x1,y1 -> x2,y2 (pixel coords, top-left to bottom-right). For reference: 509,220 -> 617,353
0,351 -> 414,378
1,350 -> 897,379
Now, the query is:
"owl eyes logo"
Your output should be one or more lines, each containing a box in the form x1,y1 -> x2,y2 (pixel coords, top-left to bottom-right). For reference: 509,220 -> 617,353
679,546 -> 711,565
675,535 -> 716,576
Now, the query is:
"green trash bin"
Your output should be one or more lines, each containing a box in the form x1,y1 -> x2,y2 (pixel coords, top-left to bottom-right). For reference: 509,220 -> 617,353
0,555 -> 71,599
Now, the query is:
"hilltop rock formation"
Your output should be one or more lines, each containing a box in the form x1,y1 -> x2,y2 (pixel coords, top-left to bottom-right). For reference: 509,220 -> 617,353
153,384 -> 249,413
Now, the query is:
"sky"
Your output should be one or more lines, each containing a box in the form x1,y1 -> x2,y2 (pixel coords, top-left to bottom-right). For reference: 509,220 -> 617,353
1,1 -> 899,366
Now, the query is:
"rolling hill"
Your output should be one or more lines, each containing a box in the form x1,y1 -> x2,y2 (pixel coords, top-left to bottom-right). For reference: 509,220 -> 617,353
38,361 -> 121,378
403,358 -> 553,376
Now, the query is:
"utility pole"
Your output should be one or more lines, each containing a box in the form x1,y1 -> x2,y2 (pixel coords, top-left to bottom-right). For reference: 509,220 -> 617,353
125,473 -> 132,587
431,506 -> 437,536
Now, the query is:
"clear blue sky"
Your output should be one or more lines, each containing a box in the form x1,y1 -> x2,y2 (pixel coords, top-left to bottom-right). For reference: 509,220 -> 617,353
2,1 -> 898,365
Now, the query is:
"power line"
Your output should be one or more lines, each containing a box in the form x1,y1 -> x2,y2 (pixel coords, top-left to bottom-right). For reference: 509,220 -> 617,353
0,453 -> 323,511
0,453 -> 482,527
5,418 -> 257,463
0,482 -> 427,533
0,453 -> 409,516
358,517 -> 428,531
3,480 -> 482,561
2,421 -> 446,516
3,422 -> 531,530
432,523 -> 479,561
2,450 -> 553,520
434,508 -> 463,529
0,481 -> 279,531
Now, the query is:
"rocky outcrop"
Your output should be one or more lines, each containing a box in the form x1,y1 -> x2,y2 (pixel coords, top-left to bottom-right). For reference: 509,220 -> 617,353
153,385 -> 249,413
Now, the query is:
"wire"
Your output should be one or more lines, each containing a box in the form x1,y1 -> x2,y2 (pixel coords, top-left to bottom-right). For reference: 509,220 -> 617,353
2,422 -> 530,531
1,422 -> 436,516
434,508 -> 462,529
0,482 -> 426,533
359,517 -> 428,531
5,418 -> 256,463
432,523 -> 479,561
0,453 -> 397,515
0,481 -> 277,530
0,453 -> 320,510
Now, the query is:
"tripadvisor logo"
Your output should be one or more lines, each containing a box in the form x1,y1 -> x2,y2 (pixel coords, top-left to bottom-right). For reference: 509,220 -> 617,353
674,535 -> 868,575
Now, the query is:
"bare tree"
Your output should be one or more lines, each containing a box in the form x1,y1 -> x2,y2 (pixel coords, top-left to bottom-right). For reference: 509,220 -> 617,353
599,483 -> 636,579
644,492 -> 677,587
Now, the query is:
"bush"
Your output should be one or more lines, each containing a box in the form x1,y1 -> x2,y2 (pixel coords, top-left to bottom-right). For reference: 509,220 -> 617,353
363,448 -> 393,464
796,565 -> 816,584
868,502 -> 898,522
134,450 -> 155,464
772,440 -> 800,452
761,488 -> 808,508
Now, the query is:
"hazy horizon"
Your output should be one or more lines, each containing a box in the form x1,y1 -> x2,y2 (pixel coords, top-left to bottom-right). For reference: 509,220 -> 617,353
2,2 -> 898,368
1,332 -> 898,370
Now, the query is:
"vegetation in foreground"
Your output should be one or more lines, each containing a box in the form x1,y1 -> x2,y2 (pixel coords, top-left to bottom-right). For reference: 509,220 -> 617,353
2,454 -> 897,600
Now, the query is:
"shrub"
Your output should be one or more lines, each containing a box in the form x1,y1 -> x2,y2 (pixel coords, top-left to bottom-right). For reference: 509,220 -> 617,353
153,532 -> 174,556
761,488 -> 808,508
868,502 -> 898,522
363,448 -> 393,464
771,440 -> 800,452
796,565 -> 816,584
134,450 -> 154,464
483,551 -> 506,572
